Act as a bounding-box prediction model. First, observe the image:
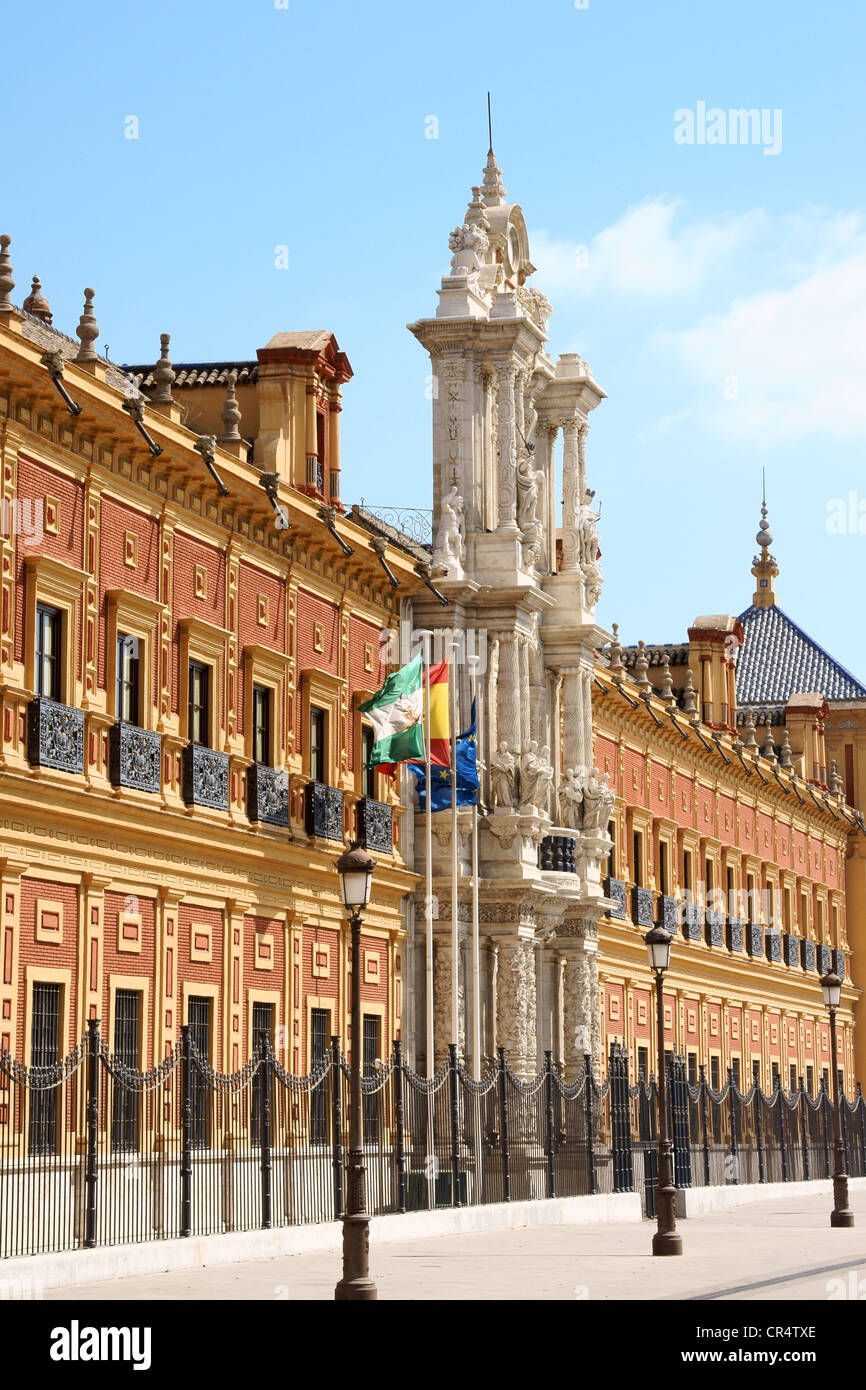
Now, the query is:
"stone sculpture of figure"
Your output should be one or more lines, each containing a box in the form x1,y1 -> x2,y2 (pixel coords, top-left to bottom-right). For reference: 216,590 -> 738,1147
582,766 -> 615,832
434,485 -> 465,565
448,221 -> 489,280
536,744 -> 555,817
557,767 -> 584,830
490,740 -> 516,809
516,455 -> 541,533
578,489 -> 601,569
519,739 -> 542,810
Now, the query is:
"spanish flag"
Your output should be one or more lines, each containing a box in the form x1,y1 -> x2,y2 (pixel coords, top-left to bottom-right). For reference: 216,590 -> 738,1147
425,660 -> 450,768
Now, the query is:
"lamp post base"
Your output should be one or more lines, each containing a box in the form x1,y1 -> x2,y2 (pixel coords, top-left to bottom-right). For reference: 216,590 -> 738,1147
830,1209 -> 855,1228
652,1228 -> 684,1257
334,1214 -> 378,1301
831,1172 -> 854,1228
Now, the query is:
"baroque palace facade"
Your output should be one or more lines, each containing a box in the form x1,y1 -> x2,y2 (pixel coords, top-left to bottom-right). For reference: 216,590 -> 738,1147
0,241 -> 426,1082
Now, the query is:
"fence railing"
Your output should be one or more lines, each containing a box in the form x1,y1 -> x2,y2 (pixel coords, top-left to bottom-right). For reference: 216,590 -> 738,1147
0,1027 -> 862,1259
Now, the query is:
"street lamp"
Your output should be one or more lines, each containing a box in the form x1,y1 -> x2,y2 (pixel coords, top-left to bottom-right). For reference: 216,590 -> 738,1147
645,924 -> 683,1256
820,970 -> 854,1229
334,840 -> 378,1300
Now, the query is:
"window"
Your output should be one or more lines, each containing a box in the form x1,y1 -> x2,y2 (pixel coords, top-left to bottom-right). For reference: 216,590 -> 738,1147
637,1046 -> 649,1083
252,685 -> 271,767
726,866 -> 735,920
771,1061 -> 780,1091
789,1063 -> 798,1093
683,849 -> 693,894
188,997 -> 211,1147
632,830 -> 643,888
188,662 -> 210,747
607,819 -> 616,878
116,634 -> 140,725
687,1052 -> 697,1086
783,888 -> 793,934
817,898 -> 825,943
731,1057 -> 741,1090
806,1065 -> 814,1097
35,604 -> 62,700
822,1067 -> 829,1093
658,841 -> 668,896
250,1001 -> 274,1145
801,892 -> 810,937
29,982 -> 60,1154
705,858 -> 714,900
710,1056 -> 720,1091
360,725 -> 375,799
111,990 -> 140,1151
362,1015 -> 380,1143
310,706 -> 326,784
310,1007 -> 329,1144
316,410 -> 327,492
746,873 -> 758,925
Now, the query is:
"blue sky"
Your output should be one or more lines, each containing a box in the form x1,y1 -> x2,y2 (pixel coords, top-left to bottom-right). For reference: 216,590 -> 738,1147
4,0 -> 866,675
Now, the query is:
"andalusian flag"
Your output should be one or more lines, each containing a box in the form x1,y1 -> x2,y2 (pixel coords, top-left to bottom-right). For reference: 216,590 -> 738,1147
360,654 -> 450,771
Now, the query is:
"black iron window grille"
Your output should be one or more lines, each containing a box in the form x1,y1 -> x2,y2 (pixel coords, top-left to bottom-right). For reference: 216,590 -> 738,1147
250,1001 -> 274,1145
111,989 -> 140,1152
35,604 -> 62,700
362,1014 -> 380,1144
310,1008 -> 329,1144
28,981 -> 60,1155
116,633 -> 140,726
188,996 -> 211,1148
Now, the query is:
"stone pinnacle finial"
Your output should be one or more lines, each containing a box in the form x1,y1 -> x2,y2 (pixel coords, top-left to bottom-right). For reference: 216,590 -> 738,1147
75,288 -> 99,361
607,623 -> 625,677
779,729 -> 794,769
0,236 -> 14,311
481,147 -> 506,207
681,668 -> 698,720
219,369 -> 242,441
152,333 -> 175,404
760,720 -> 777,760
23,275 -> 53,325
634,640 -> 652,693
751,474 -> 779,609
829,759 -> 844,797
743,709 -> 759,749
660,653 -> 677,712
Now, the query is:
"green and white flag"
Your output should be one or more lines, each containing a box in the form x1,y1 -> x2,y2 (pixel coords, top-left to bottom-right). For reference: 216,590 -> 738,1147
360,653 -> 425,769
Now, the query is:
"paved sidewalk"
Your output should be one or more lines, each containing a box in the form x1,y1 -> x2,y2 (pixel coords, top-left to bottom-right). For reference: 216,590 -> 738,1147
43,1188 -> 866,1301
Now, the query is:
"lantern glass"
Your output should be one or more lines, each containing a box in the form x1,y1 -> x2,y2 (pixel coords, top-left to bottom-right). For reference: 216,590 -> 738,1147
645,928 -> 672,973
339,867 -> 373,912
821,972 -> 842,1010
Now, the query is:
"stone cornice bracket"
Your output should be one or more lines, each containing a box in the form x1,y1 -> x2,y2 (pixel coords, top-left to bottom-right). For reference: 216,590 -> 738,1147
121,383 -> 163,458
40,349 -> 82,417
318,503 -> 354,558
192,435 -> 229,498
258,472 -> 290,532
369,535 -> 399,588
414,558 -> 449,607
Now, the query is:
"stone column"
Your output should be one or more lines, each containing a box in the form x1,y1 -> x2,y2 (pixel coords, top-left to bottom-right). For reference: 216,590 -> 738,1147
577,420 -> 589,498
519,635 -> 531,749
494,358 -> 518,531
497,635 -> 521,753
560,417 -> 581,572
561,667 -> 587,774
559,909 -> 601,1078
433,934 -> 466,1066
496,938 -> 538,1076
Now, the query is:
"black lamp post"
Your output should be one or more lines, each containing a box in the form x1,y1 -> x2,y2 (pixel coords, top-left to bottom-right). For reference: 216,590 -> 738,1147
645,924 -> 683,1256
334,839 -> 378,1300
820,969 -> 854,1229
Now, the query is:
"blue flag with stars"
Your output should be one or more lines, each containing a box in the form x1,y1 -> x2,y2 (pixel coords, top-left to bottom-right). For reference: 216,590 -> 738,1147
410,699 -> 479,812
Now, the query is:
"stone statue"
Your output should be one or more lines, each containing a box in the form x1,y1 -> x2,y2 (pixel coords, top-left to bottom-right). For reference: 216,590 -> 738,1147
448,221 -> 489,280
582,766 -> 615,832
490,740 -> 516,809
516,453 -> 544,564
578,489 -> 601,568
519,739 -> 542,811
434,484 -> 465,566
557,767 -> 584,829
536,744 -> 555,817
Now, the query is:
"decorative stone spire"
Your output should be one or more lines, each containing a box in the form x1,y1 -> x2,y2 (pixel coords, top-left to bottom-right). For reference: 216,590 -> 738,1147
779,729 -> 794,769
760,721 -> 777,760
607,622 -> 625,677
0,236 -> 13,311
660,653 -> 677,712
681,668 -> 698,720
219,369 -> 242,441
742,708 -> 759,749
633,640 -> 652,693
23,275 -> 52,325
75,288 -> 99,361
751,478 -> 778,609
152,333 -> 175,404
481,147 -> 507,207
829,759 -> 844,797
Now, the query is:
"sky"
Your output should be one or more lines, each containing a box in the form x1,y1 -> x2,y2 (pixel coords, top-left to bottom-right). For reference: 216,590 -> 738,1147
3,0 -> 865,675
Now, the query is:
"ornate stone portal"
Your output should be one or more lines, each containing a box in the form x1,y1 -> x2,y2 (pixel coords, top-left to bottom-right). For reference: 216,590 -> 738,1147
407,147 -> 614,1076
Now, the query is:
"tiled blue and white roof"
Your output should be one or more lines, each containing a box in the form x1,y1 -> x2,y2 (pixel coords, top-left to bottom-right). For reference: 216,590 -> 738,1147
736,604 -> 866,706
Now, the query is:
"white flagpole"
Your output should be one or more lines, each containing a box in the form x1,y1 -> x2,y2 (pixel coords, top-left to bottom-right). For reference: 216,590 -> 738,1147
449,636 -> 459,1054
415,628 -> 435,1079
468,654 -> 481,1080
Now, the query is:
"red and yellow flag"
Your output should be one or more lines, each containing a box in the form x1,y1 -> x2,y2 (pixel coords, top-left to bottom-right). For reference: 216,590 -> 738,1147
425,660 -> 450,767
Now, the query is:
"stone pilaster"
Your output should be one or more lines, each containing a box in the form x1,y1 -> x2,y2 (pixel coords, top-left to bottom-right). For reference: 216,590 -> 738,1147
494,358 -> 518,531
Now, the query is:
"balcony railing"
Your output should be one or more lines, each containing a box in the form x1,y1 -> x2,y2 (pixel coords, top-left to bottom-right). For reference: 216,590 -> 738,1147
801,939 -> 817,972
539,835 -> 577,873
247,763 -> 289,827
305,781 -> 344,841
631,886 -> 653,928
357,797 -> 393,853
27,696 -> 85,774
705,910 -> 724,949
818,944 -> 832,975
783,934 -> 801,968
658,894 -> 678,932
182,743 -> 229,811
765,930 -> 783,964
833,949 -> 846,980
746,922 -> 764,958
726,918 -> 744,952
683,902 -> 703,943
603,877 -> 627,919
108,721 -> 161,794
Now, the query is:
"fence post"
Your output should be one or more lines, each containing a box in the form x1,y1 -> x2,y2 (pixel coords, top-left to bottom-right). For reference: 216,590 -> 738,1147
799,1078 -> 810,1182
821,1080 -> 831,1179
699,1065 -> 710,1187
448,1043 -> 461,1208
259,1030 -> 272,1230
498,1047 -> 510,1203
84,1018 -> 100,1249
393,1040 -> 407,1214
584,1054 -> 597,1195
840,1081 -> 851,1175
180,1023 -> 192,1238
544,1051 -> 556,1199
753,1061 -> 765,1184
776,1077 -> 788,1183
727,1067 -> 739,1185
331,1036 -> 344,1220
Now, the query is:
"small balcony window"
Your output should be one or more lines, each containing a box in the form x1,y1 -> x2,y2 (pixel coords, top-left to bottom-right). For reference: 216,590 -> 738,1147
116,633 -> 140,725
35,604 -> 62,700
189,661 -> 210,747
252,684 -> 271,767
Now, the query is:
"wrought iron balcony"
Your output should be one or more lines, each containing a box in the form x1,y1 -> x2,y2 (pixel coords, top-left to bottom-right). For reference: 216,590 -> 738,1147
182,742 -> 229,811
108,721 -> 161,794
683,901 -> 704,943
357,797 -> 393,854
658,894 -> 678,932
783,934 -> 801,968
746,922 -> 764,958
800,938 -> 817,972
726,918 -> 744,953
247,763 -> 288,827
27,696 -> 85,774
539,835 -> 577,873
705,910 -> 724,949
603,877 -> 626,919
833,949 -> 846,980
631,885 -> 653,928
305,781 -> 344,842
765,930 -> 783,964
818,944 -> 832,975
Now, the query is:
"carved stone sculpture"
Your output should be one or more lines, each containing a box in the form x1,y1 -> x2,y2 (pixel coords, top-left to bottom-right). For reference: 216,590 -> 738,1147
536,744 -> 555,818
519,739 -> 542,811
433,484 -> 465,567
582,766 -> 615,832
557,767 -> 584,829
490,740 -> 516,809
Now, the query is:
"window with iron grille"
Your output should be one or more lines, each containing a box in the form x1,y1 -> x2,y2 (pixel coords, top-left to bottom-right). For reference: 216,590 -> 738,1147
822,1067 -> 829,1093
111,990 -> 140,1151
687,1052 -> 697,1086
36,604 -> 62,700
360,725 -> 375,799
116,634 -> 140,725
790,1063 -> 798,1093
362,1015 -> 380,1144
637,1046 -> 649,1083
252,685 -> 271,767
710,1055 -> 721,1142
188,996 -> 211,1147
310,1008 -> 329,1145
310,706 -> 325,783
188,661 -> 210,746
658,840 -> 668,896
731,1057 -> 741,1090
807,1065 -> 815,1097
250,1001 -> 273,1145
29,982 -> 61,1155
772,1061 -> 780,1091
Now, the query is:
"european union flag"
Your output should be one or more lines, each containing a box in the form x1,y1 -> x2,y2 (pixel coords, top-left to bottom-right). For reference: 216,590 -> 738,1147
410,700 -> 479,812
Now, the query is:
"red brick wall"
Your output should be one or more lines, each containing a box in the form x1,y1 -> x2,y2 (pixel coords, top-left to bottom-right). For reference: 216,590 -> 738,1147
17,879 -> 79,1056
297,589 -> 338,675
97,498 -> 159,691
622,748 -> 645,805
348,616 -> 387,765
101,890 -> 156,1062
171,532 -> 226,716
301,924 -> 339,1063
594,734 -> 617,782
14,455 -> 85,669
243,914 -> 285,1037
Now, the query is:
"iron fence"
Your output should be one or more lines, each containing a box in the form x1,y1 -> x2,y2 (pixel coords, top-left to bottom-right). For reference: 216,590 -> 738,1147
1,1028 -> 863,1259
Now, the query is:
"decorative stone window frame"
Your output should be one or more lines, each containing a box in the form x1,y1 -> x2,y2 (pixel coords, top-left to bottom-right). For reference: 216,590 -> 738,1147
300,668 -> 343,785
815,890 -> 829,945
653,820 -> 677,898
105,590 -> 164,728
243,645 -> 290,767
34,896 -> 65,946
742,855 -> 764,923
357,999 -> 386,1070
23,965 -> 72,1068
626,808 -> 653,892
831,894 -> 846,949
797,880 -> 813,940
722,849 -> 743,915
678,829 -> 701,902
247,987 -> 280,1062
107,975 -> 150,1069
178,617 -> 230,748
23,555 -> 88,705
700,839 -> 722,912
352,690 -> 380,800
181,982 -> 219,1064
780,874 -> 797,935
